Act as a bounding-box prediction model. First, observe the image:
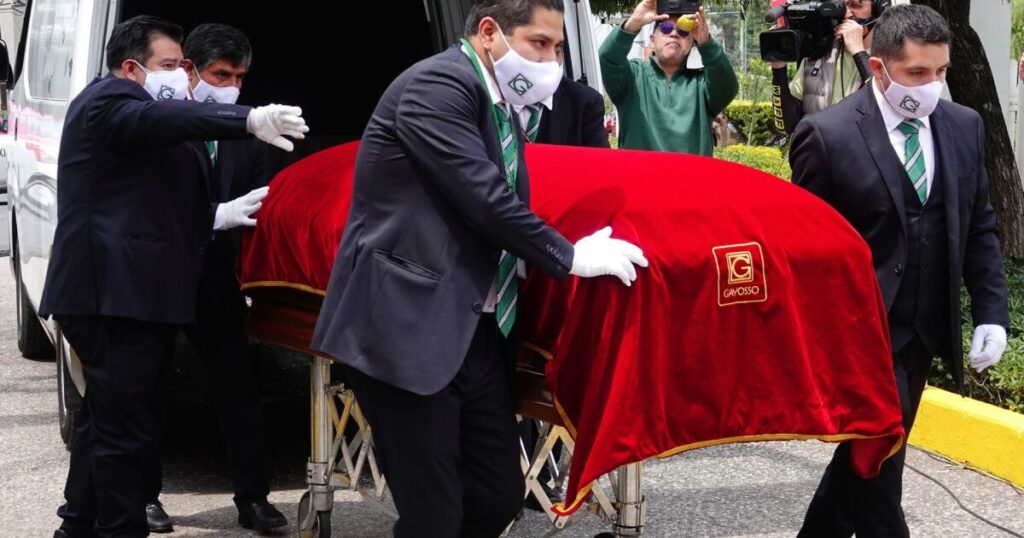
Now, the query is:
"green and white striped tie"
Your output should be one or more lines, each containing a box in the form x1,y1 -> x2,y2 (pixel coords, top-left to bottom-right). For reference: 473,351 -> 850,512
204,140 -> 217,167
493,104 -> 518,336
896,119 -> 927,203
524,104 -> 542,143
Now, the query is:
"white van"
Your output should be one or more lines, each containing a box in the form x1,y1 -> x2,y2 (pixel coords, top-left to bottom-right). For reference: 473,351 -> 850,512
2,0 -> 602,445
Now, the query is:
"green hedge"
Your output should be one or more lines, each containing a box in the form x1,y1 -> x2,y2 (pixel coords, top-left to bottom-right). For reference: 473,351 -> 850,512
724,100 -> 787,148
930,258 -> 1024,414
714,145 -> 791,181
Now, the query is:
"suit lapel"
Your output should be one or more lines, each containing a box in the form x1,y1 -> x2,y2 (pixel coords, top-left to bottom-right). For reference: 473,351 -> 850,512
537,88 -> 565,143
515,116 -> 529,203
188,140 -> 215,202
855,86 -> 908,237
929,102 -> 961,280
216,140 -> 236,203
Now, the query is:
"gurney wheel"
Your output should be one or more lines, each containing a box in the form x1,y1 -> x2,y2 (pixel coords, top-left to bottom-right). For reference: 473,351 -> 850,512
313,512 -> 330,538
297,491 -> 331,538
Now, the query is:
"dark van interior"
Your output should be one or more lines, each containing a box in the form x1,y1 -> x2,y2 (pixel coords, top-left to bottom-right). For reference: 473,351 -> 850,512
115,1 -> 474,174
3,0 -> 477,174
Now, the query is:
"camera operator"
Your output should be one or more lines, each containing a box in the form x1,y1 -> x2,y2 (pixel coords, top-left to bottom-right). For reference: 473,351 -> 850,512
770,0 -> 889,134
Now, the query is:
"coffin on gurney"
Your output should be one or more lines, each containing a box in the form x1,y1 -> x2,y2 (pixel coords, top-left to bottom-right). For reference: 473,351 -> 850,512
239,141 -> 905,515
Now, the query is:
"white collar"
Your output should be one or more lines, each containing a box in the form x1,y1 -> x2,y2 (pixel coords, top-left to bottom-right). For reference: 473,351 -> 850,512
513,93 -> 554,114
461,44 -> 506,108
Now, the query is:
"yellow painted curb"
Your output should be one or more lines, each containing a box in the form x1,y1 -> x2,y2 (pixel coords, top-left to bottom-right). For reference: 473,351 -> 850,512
908,386 -> 1024,486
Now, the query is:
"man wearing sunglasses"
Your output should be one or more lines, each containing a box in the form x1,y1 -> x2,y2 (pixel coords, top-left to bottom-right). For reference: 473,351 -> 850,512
771,0 -> 890,134
599,0 -> 738,155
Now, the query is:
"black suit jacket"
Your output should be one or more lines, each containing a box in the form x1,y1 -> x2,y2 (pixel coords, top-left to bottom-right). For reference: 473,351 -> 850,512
790,85 -> 1009,386
39,75 -> 253,324
196,138 -> 269,327
536,78 -> 610,148
311,45 -> 575,395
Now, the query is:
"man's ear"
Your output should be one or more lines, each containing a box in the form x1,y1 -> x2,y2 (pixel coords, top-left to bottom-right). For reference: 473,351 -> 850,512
122,58 -> 143,82
868,56 -> 886,83
479,17 -> 500,52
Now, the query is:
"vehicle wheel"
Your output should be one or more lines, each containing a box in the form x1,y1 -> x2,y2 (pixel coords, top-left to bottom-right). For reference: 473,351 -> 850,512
12,234 -> 54,359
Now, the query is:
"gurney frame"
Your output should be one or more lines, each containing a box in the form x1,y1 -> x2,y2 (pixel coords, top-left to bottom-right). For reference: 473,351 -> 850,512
244,289 -> 648,537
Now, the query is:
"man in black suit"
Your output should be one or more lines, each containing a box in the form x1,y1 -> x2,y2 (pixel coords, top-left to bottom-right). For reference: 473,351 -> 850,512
789,6 -> 1008,536
518,72 -> 609,148
140,23 -> 287,533
311,1 -> 648,535
39,15 -> 307,537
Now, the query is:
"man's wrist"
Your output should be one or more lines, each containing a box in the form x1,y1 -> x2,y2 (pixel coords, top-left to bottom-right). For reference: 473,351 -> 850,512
213,203 -> 228,231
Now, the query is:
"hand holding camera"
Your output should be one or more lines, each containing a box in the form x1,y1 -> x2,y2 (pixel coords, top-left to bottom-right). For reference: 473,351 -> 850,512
625,0 -> 669,33
688,7 -> 710,45
834,19 -> 866,54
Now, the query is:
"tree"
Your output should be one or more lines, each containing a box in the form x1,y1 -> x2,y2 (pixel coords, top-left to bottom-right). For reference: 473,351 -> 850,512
1013,0 -> 1024,59
590,0 -> 637,14
591,0 -> 764,19
913,0 -> 1024,257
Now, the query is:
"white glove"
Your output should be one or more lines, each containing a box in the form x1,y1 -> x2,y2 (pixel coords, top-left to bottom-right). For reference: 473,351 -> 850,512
570,226 -> 649,286
246,104 -> 309,152
968,324 -> 1007,372
213,186 -> 269,231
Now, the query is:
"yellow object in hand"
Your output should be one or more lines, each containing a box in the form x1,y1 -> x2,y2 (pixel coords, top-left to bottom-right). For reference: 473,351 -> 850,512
677,15 -> 696,32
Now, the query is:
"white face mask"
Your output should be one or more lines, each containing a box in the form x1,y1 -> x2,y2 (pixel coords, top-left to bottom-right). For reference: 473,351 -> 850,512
488,26 -> 563,106
133,62 -> 190,101
191,70 -> 240,104
880,62 -> 944,119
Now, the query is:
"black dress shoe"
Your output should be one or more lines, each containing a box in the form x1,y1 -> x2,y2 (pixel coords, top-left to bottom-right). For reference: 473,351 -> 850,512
236,499 -> 288,530
146,501 -> 174,534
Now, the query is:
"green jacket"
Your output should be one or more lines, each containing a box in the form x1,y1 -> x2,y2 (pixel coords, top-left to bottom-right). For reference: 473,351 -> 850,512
600,25 -> 738,155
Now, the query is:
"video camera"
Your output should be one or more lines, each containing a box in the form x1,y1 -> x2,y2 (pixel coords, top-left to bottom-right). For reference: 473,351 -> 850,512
759,0 -> 845,63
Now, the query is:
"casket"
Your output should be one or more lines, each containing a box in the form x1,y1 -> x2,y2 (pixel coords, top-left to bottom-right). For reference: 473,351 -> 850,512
239,141 -> 905,515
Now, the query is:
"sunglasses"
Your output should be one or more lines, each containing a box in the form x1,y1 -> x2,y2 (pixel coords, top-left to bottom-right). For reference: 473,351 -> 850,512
657,22 -> 691,37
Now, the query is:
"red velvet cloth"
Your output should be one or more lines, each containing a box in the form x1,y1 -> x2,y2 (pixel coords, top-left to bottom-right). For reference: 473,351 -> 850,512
239,141 -> 905,516
237,142 -> 358,296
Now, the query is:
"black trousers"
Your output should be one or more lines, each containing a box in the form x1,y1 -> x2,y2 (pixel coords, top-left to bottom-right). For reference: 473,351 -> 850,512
147,290 -> 271,504
56,315 -> 179,538
798,337 -> 933,538
343,315 -> 525,538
